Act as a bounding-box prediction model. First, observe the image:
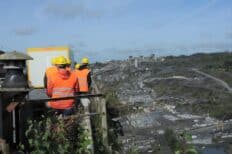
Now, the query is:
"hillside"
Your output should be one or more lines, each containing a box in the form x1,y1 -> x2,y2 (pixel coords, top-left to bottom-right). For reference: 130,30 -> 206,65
93,52 -> 232,118
92,52 -> 232,153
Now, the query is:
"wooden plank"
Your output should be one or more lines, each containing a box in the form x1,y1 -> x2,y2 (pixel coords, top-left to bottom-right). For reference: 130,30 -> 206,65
100,99 -> 108,145
0,139 -> 10,154
91,80 -> 109,150
0,94 -> 3,138
80,98 -> 94,154
0,88 -> 31,92
28,93 -> 104,102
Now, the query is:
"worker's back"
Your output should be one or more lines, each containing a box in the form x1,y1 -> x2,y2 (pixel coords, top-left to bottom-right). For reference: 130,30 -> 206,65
47,69 -> 78,109
74,66 -> 91,93
44,66 -> 57,88
46,66 -> 57,77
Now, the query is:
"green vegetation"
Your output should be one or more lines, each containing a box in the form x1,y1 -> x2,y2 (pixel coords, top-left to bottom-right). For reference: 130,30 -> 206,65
153,79 -> 232,119
164,128 -> 180,152
93,52 -> 232,152
127,146 -> 139,154
105,92 -> 123,152
164,129 -> 198,154
150,52 -> 232,119
90,114 -> 109,154
204,69 -> 232,87
105,91 -> 121,110
212,136 -> 220,144
191,99 -> 232,119
164,52 -> 232,70
22,115 -> 91,154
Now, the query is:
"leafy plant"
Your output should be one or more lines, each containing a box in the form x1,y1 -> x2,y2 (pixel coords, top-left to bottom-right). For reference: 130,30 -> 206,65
127,146 -> 139,154
164,129 -> 198,154
24,115 -> 92,154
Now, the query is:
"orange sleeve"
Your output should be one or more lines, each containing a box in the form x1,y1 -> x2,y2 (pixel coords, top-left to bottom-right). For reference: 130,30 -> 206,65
46,78 -> 54,97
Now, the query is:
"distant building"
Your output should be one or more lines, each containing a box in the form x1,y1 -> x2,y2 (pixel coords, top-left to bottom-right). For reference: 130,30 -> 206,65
134,58 -> 138,68
150,54 -> 155,60
160,57 -> 165,62
128,56 -> 133,60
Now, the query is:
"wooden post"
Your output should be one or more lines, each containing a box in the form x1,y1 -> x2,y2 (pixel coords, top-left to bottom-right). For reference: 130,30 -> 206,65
0,139 -> 10,154
90,80 -> 109,151
0,94 -> 3,138
80,98 -> 94,154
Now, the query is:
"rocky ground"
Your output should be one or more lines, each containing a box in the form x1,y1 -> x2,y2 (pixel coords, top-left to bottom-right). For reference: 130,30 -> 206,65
92,52 -> 232,153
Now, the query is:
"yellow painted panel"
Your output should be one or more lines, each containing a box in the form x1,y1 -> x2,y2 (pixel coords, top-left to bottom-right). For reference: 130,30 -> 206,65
27,46 -> 69,52
27,46 -> 70,88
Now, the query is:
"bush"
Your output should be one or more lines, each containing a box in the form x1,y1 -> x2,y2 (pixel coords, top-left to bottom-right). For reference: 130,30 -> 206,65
23,115 -> 92,154
164,128 -> 180,151
164,129 -> 198,154
127,146 -> 139,154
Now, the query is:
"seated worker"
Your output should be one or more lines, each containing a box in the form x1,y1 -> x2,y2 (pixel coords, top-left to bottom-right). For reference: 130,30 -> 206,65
46,56 -> 79,116
74,58 -> 91,94
44,57 -> 58,88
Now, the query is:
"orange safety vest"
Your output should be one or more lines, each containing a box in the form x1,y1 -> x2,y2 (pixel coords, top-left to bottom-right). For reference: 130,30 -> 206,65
74,68 -> 90,92
45,66 -> 57,78
47,71 -> 78,109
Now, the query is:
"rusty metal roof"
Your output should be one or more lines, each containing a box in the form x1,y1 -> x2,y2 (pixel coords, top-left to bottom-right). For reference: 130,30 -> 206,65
0,51 -> 33,60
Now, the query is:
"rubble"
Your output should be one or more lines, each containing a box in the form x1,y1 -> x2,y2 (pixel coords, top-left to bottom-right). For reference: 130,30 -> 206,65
92,53 -> 232,153
124,112 -> 161,128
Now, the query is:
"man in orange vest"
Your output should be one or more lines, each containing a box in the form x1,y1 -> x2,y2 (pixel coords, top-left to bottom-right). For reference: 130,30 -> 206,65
74,58 -> 91,93
75,61 -> 93,145
46,56 -> 79,116
44,57 -> 58,88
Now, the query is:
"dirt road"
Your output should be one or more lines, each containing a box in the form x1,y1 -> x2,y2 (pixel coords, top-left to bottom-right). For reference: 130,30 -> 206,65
192,68 -> 232,93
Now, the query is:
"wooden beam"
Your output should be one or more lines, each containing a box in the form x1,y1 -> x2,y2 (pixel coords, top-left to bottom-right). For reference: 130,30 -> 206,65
0,139 -> 10,154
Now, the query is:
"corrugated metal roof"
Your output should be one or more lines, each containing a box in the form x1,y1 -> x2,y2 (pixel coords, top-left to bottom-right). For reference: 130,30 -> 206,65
0,51 -> 33,60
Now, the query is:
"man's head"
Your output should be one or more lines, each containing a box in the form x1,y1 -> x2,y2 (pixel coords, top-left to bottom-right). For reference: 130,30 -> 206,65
81,57 -> 89,66
55,56 -> 67,69
75,63 -> 81,70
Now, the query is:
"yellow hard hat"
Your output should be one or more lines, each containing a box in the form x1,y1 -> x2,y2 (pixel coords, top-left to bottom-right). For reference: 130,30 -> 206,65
81,57 -> 89,64
51,57 -> 56,65
75,64 -> 81,69
66,58 -> 71,65
55,56 -> 67,65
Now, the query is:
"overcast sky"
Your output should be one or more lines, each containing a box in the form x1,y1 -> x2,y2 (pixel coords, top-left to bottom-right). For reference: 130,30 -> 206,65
0,0 -> 231,62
